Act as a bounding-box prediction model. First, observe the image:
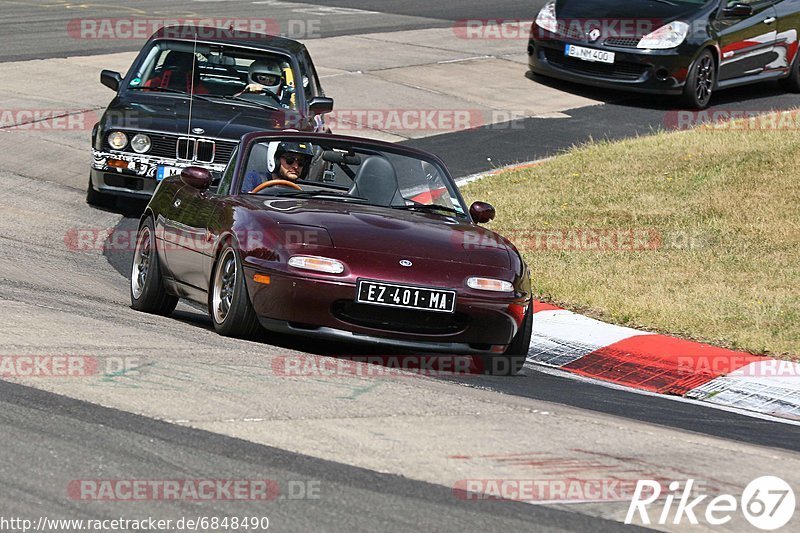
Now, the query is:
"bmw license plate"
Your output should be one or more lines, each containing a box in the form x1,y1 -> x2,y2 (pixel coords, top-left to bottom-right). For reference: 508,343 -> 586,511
565,44 -> 615,64
357,280 -> 456,314
156,165 -> 183,181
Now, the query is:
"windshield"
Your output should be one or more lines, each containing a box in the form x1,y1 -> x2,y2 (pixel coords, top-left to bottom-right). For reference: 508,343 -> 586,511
239,138 -> 468,217
126,40 -> 299,111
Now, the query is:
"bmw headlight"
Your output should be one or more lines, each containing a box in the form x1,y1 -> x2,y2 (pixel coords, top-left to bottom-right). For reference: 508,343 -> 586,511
535,0 -> 558,34
107,131 -> 128,150
130,133 -> 151,154
637,21 -> 690,50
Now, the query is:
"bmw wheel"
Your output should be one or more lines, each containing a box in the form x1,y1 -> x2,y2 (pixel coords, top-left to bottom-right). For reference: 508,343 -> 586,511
210,244 -> 261,338
130,217 -> 178,315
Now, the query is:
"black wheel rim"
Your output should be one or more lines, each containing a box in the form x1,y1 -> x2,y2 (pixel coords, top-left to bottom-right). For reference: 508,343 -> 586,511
695,55 -> 714,105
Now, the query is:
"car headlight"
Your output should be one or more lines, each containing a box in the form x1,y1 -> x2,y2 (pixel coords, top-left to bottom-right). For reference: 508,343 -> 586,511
467,277 -> 514,293
288,255 -> 345,274
535,0 -> 558,34
637,21 -> 690,50
107,131 -> 128,150
130,133 -> 151,154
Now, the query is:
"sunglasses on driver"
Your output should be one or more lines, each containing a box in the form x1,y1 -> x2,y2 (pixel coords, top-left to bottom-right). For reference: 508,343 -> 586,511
281,155 -> 307,167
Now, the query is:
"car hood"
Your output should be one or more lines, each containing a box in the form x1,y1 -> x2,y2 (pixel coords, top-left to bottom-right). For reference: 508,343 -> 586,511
102,94 -> 301,140
240,197 -> 513,268
556,0 -> 702,31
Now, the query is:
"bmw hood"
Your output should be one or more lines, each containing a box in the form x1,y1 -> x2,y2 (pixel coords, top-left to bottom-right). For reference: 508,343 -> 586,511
102,94 -> 302,140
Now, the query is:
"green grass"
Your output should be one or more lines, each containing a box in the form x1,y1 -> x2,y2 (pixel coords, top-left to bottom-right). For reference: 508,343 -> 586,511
462,112 -> 800,359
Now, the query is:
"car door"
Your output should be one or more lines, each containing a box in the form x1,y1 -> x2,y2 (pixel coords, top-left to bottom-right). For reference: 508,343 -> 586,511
773,0 -> 800,70
160,182 -> 216,295
714,0 -> 779,81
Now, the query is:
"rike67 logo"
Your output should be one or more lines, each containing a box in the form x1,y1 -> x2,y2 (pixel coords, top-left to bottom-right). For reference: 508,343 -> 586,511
626,476 -> 795,530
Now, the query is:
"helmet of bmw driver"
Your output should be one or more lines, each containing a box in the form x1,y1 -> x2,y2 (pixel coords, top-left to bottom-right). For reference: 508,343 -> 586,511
266,141 -> 314,180
248,60 -> 283,94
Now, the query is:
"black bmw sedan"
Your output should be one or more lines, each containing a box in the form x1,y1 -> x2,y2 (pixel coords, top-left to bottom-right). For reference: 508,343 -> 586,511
88,26 -> 333,207
527,0 -> 800,108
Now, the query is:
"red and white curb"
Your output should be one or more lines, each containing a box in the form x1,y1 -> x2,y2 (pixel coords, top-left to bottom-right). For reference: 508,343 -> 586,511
528,302 -> 800,422
457,163 -> 800,421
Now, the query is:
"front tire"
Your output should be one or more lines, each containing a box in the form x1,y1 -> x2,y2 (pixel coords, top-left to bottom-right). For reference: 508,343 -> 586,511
779,49 -> 800,92
681,49 -> 716,109
209,244 -> 261,338
477,301 -> 533,376
130,217 -> 178,315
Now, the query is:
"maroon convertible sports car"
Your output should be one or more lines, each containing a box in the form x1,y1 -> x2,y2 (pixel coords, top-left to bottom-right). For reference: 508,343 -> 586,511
130,132 -> 532,375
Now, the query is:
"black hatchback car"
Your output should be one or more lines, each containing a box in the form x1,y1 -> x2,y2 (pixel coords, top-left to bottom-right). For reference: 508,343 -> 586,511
528,0 -> 800,108
88,26 -> 333,207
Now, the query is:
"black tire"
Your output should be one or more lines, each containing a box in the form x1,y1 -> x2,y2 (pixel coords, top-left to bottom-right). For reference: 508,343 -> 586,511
779,49 -> 800,92
681,49 -> 716,109
477,301 -> 533,376
209,244 -> 262,338
130,217 -> 178,315
86,175 -> 114,208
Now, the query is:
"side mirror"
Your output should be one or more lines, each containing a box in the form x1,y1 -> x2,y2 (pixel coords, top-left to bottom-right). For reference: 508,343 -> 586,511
308,96 -> 334,116
722,3 -> 754,17
469,201 -> 496,224
101,70 -> 123,92
180,166 -> 212,190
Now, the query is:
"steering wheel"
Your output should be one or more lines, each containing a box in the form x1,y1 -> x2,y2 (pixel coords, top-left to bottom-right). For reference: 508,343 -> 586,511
255,87 -> 282,105
251,180 -> 302,194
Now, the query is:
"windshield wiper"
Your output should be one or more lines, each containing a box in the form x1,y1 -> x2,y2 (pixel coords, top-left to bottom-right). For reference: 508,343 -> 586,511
393,204 -> 463,216
128,86 -> 215,103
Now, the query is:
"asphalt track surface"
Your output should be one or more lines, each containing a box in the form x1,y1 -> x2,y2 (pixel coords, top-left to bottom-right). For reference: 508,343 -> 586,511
3,1 -> 800,531
0,0 -> 544,61
1,379 -> 632,532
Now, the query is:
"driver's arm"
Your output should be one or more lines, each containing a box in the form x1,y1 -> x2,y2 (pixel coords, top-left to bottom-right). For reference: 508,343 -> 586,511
241,170 -> 265,193
234,83 -> 266,97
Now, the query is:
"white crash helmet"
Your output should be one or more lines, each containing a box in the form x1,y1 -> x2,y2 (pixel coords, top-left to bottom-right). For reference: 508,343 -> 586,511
248,60 -> 283,94
266,141 -> 313,179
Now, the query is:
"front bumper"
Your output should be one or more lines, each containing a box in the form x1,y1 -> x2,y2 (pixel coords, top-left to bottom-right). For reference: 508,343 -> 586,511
528,36 -> 694,94
243,266 -> 528,355
90,149 -> 225,198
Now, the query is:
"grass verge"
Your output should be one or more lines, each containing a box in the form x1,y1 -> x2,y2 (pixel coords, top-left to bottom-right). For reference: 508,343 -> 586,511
461,111 -> 800,359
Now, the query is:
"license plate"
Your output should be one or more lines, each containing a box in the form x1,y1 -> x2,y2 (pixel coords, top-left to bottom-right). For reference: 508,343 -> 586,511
565,44 -> 615,64
356,280 -> 456,314
156,165 -> 183,181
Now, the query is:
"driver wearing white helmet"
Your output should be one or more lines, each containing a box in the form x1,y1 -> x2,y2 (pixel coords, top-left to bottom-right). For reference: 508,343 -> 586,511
242,141 -> 313,193
236,59 -> 293,108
